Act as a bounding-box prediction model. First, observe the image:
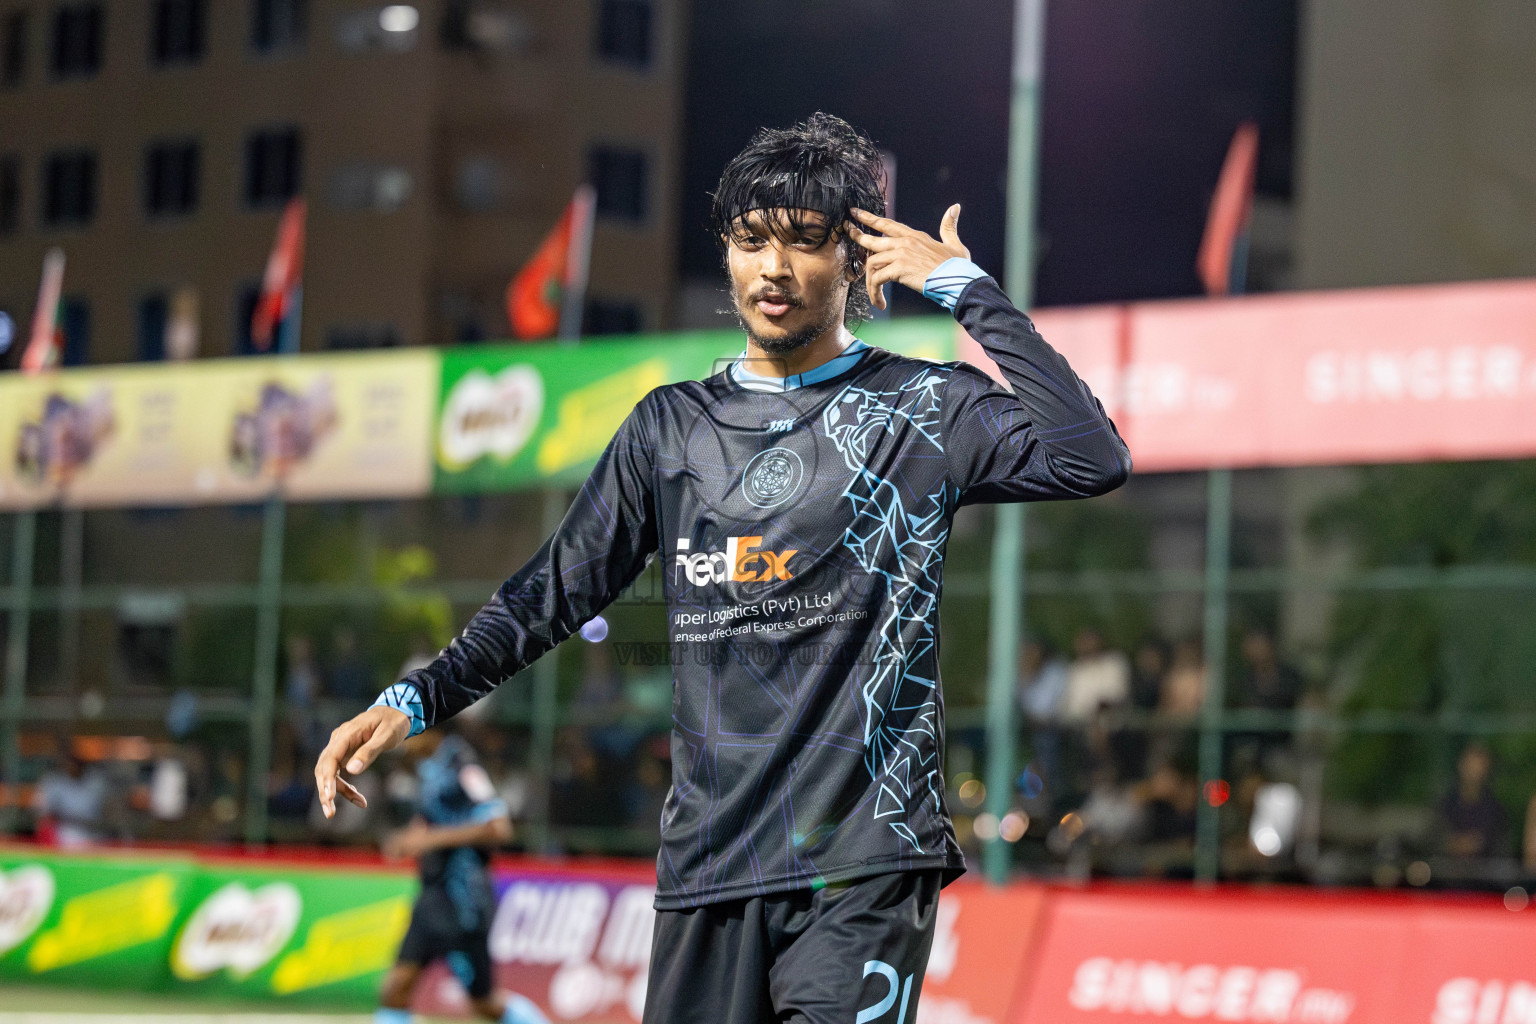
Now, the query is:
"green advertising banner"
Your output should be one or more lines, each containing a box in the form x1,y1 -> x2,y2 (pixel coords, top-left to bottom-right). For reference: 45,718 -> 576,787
0,847 -> 417,1006
166,861 -> 416,1004
0,848 -> 195,990
434,332 -> 738,494
432,318 -> 956,494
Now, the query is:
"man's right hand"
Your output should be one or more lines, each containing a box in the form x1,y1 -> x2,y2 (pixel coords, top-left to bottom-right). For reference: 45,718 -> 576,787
314,705 -> 412,818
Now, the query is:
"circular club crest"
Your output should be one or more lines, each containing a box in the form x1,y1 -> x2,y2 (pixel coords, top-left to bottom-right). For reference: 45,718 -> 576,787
741,446 -> 805,509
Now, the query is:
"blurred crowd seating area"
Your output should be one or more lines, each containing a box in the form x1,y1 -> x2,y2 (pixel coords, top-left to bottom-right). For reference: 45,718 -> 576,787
4,459 -> 1536,893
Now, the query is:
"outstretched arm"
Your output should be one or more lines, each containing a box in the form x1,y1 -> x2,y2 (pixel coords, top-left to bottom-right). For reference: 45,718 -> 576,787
316,400 -> 660,816
848,205 -> 1130,503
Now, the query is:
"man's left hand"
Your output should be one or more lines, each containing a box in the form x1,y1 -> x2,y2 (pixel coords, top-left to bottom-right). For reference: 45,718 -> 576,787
847,205 -> 970,311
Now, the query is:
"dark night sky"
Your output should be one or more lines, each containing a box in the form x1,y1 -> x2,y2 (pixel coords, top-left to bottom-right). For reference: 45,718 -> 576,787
679,0 -> 1297,310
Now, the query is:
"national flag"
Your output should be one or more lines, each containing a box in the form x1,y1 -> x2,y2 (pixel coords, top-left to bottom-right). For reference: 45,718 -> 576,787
21,247 -> 66,373
506,185 -> 596,340
252,198 -> 307,352
1197,122 -> 1260,297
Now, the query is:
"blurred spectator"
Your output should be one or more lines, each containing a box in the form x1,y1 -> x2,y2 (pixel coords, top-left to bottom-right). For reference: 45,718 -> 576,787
1017,641 -> 1069,799
1133,758 -> 1199,845
1018,641 -> 1069,722
1158,639 -> 1206,719
327,626 -> 374,703
550,729 -> 622,833
1059,629 -> 1130,724
285,633 -> 321,708
625,736 -> 672,832
1234,630 -> 1303,710
34,748 -> 109,847
285,633 -> 323,756
1438,742 -> 1509,860
1129,641 -> 1167,711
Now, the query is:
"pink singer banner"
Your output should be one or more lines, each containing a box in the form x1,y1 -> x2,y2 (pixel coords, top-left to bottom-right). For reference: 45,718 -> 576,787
959,278 -> 1536,472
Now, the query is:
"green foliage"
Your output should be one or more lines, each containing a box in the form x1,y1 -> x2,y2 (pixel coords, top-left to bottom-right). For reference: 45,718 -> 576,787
1026,497 -> 1154,653
1309,459 -> 1536,811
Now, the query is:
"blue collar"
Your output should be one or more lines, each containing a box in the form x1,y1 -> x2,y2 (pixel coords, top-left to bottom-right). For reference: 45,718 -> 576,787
730,338 -> 870,392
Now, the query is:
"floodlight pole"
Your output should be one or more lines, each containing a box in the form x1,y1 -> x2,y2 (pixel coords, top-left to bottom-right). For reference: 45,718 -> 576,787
983,0 -> 1048,885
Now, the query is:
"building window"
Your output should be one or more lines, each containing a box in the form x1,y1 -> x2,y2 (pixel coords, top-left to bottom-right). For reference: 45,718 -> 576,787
244,127 -> 301,208
151,0 -> 206,67
50,3 -> 102,79
326,323 -> 401,349
595,0 -> 650,68
251,0 -> 306,53
42,149 -> 97,227
137,293 -> 168,360
584,298 -> 641,336
59,295 -> 89,364
144,140 -> 200,217
232,282 -> 263,354
2,12 -> 27,87
334,5 -> 418,53
327,162 -> 412,212
0,156 -> 19,234
442,1 -> 530,53
453,155 -> 506,212
588,146 -> 647,223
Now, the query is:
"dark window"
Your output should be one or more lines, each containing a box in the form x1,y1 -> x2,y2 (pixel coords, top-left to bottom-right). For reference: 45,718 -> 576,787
243,127 -> 301,207
0,156 -> 18,234
584,298 -> 641,336
232,281 -> 265,354
59,295 -> 89,364
50,4 -> 102,79
151,0 -> 206,66
588,146 -> 647,222
251,0 -> 306,53
137,293 -> 168,360
143,139 -> 200,217
2,12 -> 27,86
596,0 -> 650,67
42,149 -> 96,227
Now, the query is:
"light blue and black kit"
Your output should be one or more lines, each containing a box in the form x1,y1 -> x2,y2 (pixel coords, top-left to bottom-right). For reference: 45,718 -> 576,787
372,259 -> 1130,1023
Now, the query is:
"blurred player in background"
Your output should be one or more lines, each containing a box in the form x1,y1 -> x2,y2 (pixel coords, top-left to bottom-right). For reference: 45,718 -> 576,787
321,112 -> 1129,1023
374,729 -> 548,1024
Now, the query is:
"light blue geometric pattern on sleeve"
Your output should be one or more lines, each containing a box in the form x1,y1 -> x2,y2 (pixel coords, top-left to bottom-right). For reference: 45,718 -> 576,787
922,256 -> 988,311
372,682 -> 425,737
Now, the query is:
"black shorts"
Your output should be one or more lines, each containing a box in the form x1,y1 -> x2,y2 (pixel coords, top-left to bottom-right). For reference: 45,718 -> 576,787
643,870 -> 942,1024
397,887 -> 495,999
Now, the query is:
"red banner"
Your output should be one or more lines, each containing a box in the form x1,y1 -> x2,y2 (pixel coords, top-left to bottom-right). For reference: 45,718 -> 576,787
960,278 -> 1536,471
402,859 -> 1536,1024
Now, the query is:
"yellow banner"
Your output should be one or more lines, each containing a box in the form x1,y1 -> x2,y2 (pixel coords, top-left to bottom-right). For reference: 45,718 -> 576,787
25,872 -> 180,972
268,895 -> 411,995
0,351 -> 436,509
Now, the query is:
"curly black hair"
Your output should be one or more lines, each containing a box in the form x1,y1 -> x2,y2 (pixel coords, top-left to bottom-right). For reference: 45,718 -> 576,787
711,112 -> 888,326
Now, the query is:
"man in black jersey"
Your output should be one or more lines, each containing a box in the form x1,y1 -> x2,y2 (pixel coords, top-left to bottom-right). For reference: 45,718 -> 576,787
318,113 -> 1130,1024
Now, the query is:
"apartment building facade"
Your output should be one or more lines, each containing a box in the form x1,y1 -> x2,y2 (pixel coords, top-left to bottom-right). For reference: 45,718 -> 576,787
0,0 -> 687,365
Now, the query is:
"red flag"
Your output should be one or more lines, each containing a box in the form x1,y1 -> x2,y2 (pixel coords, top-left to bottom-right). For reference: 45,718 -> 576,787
252,198 -> 306,351
1197,122 -> 1260,296
22,247 -> 66,373
507,185 -> 596,340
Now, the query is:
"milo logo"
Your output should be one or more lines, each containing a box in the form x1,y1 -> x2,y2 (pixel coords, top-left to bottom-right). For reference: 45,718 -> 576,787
0,864 -> 54,955
438,365 -> 545,470
171,881 -> 302,980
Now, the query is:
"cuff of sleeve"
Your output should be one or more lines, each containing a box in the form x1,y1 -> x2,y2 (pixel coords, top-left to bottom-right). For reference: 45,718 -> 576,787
373,683 -> 425,737
923,257 -> 989,311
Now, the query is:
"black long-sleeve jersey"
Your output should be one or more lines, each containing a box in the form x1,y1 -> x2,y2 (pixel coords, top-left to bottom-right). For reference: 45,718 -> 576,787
396,275 -> 1131,909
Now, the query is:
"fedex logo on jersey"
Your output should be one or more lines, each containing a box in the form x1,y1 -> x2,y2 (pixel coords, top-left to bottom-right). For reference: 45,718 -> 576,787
674,537 -> 797,586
